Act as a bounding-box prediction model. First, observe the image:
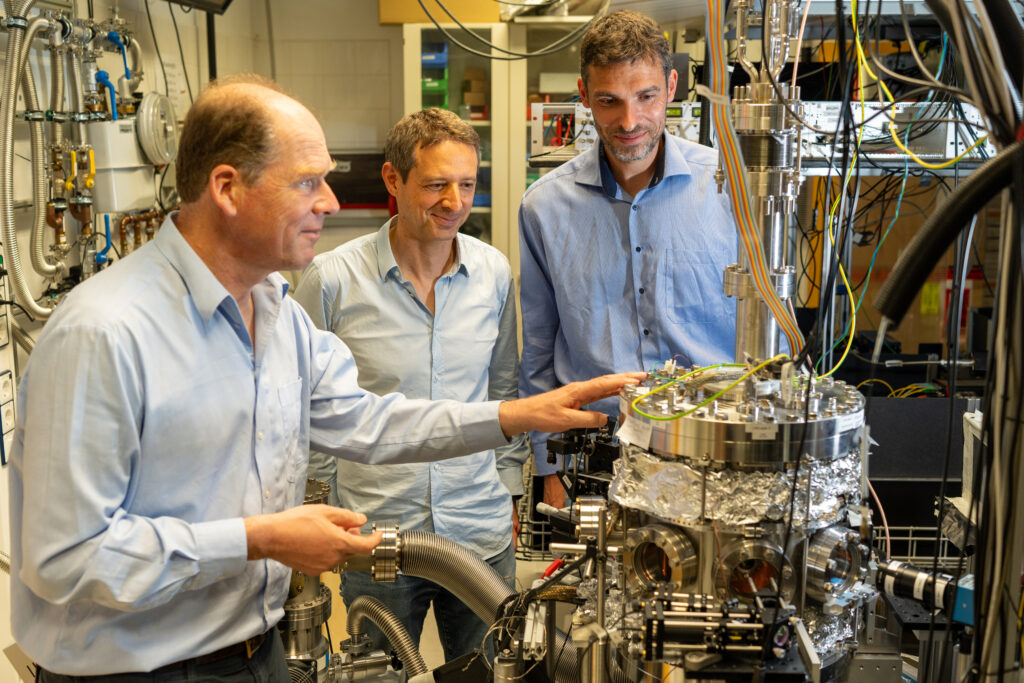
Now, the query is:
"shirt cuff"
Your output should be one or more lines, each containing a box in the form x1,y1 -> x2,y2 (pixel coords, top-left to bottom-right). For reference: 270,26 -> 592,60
497,465 -> 524,497
461,401 -> 508,454
192,518 -> 248,587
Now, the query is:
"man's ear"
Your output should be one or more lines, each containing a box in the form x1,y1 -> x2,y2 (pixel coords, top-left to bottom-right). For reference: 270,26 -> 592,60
667,68 -> 679,102
578,76 -> 589,108
381,161 -> 402,197
208,164 -> 244,217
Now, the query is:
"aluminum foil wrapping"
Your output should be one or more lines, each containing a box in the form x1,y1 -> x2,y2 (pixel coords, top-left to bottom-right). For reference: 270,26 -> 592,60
803,606 -> 855,656
608,450 -> 862,529
577,578 -> 626,631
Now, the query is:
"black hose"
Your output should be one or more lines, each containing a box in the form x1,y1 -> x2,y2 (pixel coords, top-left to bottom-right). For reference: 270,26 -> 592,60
874,140 -> 1024,327
978,0 -> 1024,97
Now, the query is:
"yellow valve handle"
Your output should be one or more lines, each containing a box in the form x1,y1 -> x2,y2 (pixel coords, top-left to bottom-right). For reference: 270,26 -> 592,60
85,149 -> 96,189
65,150 -> 77,193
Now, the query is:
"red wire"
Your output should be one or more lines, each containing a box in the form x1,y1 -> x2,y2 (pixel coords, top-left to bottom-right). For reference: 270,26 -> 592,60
543,558 -> 564,578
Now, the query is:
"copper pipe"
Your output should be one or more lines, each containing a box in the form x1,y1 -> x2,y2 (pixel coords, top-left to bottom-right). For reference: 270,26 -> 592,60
69,202 -> 91,236
45,203 -> 67,247
118,214 -> 131,254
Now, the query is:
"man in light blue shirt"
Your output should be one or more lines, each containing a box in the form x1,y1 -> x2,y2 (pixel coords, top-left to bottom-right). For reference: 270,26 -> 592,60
10,76 -> 638,680
519,11 -> 738,505
293,109 -> 528,661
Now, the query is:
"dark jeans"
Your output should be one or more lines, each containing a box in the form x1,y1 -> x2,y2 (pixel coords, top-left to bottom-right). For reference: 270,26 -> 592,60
35,629 -> 291,683
340,541 -> 516,663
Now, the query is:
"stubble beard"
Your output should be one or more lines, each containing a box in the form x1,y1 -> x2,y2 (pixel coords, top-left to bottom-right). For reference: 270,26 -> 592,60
601,122 -> 663,163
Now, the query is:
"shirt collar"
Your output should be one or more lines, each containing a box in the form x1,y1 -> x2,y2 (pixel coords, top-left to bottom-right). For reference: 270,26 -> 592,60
375,216 -> 469,283
577,131 -> 693,197
154,213 -> 289,323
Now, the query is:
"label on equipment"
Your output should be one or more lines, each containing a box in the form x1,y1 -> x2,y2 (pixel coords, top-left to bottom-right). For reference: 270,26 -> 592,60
884,560 -> 901,596
835,412 -> 863,433
913,571 -> 928,601
617,416 -> 653,449
745,422 -> 779,440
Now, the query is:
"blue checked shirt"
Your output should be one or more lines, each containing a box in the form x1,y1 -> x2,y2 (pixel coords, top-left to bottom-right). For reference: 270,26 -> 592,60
519,133 -> 738,474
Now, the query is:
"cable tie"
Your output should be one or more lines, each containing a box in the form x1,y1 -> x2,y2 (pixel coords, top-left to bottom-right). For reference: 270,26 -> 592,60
695,84 -> 730,106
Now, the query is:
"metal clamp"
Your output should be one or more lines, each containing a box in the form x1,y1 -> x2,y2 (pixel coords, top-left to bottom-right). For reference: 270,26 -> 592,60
370,522 -> 399,583
5,15 -> 28,29
22,111 -> 45,122
574,496 -> 605,539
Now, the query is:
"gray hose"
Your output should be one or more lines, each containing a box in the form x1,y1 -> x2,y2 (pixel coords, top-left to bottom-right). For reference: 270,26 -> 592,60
398,531 -> 581,683
346,595 -> 428,677
1,9 -> 57,319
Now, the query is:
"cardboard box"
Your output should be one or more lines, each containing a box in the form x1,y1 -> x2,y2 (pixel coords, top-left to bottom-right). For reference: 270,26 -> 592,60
462,91 -> 487,106
462,79 -> 488,93
463,67 -> 488,81
379,0 -> 499,24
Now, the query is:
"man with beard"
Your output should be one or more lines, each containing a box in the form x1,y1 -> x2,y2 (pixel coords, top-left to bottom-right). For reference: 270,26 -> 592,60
518,10 -> 738,506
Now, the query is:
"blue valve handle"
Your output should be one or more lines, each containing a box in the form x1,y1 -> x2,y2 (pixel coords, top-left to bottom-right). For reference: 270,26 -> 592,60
95,69 -> 118,121
106,31 -> 131,81
96,214 -> 112,266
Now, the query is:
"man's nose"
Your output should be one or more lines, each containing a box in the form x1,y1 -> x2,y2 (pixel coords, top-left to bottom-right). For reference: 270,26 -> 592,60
620,102 -> 640,132
440,183 -> 462,211
316,181 -> 340,215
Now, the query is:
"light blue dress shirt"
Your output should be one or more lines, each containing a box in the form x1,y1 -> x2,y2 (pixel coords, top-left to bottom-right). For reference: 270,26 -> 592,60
8,216 -> 507,675
292,220 -> 529,561
519,133 -> 738,475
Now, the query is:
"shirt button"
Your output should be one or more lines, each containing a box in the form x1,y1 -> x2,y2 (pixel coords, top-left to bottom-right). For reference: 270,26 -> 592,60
643,328 -> 650,336
639,287 -> 645,294
257,431 -> 264,440
434,464 -> 440,470
635,246 -> 641,253
631,205 -> 639,211
264,489 -> 270,499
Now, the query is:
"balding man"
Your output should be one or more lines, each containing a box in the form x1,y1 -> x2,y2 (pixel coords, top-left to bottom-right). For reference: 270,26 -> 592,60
9,75 -> 638,681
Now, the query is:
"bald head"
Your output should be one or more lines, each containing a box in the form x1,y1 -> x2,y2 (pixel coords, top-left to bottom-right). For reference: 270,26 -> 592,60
175,74 -> 301,203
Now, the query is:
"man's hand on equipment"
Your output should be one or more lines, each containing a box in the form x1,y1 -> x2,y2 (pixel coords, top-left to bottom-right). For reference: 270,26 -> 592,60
498,372 -> 644,437
245,505 -> 382,575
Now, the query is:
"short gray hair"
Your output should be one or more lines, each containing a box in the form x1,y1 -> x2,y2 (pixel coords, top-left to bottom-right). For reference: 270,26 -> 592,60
384,108 -> 480,181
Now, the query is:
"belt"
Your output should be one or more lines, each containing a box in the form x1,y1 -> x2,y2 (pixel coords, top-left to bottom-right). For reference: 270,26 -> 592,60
154,630 -> 271,672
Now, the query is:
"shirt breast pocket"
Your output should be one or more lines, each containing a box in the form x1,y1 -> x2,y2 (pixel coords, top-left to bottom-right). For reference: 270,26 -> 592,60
277,378 -> 306,483
663,248 -> 729,325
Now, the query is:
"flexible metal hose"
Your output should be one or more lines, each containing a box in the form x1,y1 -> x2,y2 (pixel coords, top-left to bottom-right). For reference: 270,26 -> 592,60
345,595 -> 428,677
48,36 -> 64,149
22,49 -> 60,278
67,48 -> 86,146
1,8 -> 57,319
398,531 -> 582,683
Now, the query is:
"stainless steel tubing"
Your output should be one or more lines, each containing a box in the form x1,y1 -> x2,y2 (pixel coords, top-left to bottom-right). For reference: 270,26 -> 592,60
21,43 -> 60,278
67,48 -> 86,146
127,36 -> 143,91
1,8 -> 58,319
345,595 -> 428,677
49,36 -> 64,148
398,530 -> 581,683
